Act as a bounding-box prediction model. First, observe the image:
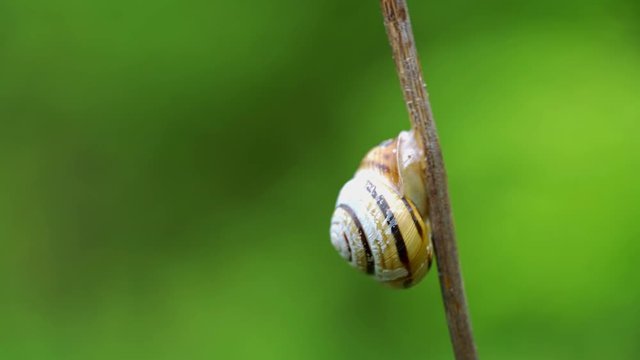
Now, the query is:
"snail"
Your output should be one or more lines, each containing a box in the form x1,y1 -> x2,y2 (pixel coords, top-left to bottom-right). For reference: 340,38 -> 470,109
330,130 -> 433,288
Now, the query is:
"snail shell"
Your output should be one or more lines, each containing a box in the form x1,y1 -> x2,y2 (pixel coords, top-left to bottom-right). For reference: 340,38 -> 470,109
330,130 -> 433,288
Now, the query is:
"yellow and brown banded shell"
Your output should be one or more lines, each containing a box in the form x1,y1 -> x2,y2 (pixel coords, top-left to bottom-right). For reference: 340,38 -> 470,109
330,130 -> 433,288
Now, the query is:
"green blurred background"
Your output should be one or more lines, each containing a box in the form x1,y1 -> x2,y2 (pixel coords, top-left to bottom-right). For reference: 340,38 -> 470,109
1,0 -> 639,359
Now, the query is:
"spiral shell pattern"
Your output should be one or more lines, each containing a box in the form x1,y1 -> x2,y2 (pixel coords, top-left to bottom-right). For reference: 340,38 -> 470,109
330,131 -> 433,288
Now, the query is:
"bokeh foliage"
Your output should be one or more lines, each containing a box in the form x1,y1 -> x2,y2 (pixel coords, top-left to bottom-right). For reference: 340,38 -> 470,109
1,1 -> 639,359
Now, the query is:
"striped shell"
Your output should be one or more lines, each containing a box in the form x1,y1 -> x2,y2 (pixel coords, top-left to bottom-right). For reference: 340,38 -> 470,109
330,130 -> 433,288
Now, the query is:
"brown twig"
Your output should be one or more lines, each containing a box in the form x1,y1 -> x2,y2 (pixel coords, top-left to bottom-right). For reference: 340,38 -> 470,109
380,1 -> 478,359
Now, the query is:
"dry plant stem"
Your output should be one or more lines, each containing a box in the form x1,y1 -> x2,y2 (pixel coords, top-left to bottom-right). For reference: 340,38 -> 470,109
380,1 -> 478,359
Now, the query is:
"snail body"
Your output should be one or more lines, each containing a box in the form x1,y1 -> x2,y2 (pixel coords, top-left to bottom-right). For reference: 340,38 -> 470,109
330,130 -> 433,288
